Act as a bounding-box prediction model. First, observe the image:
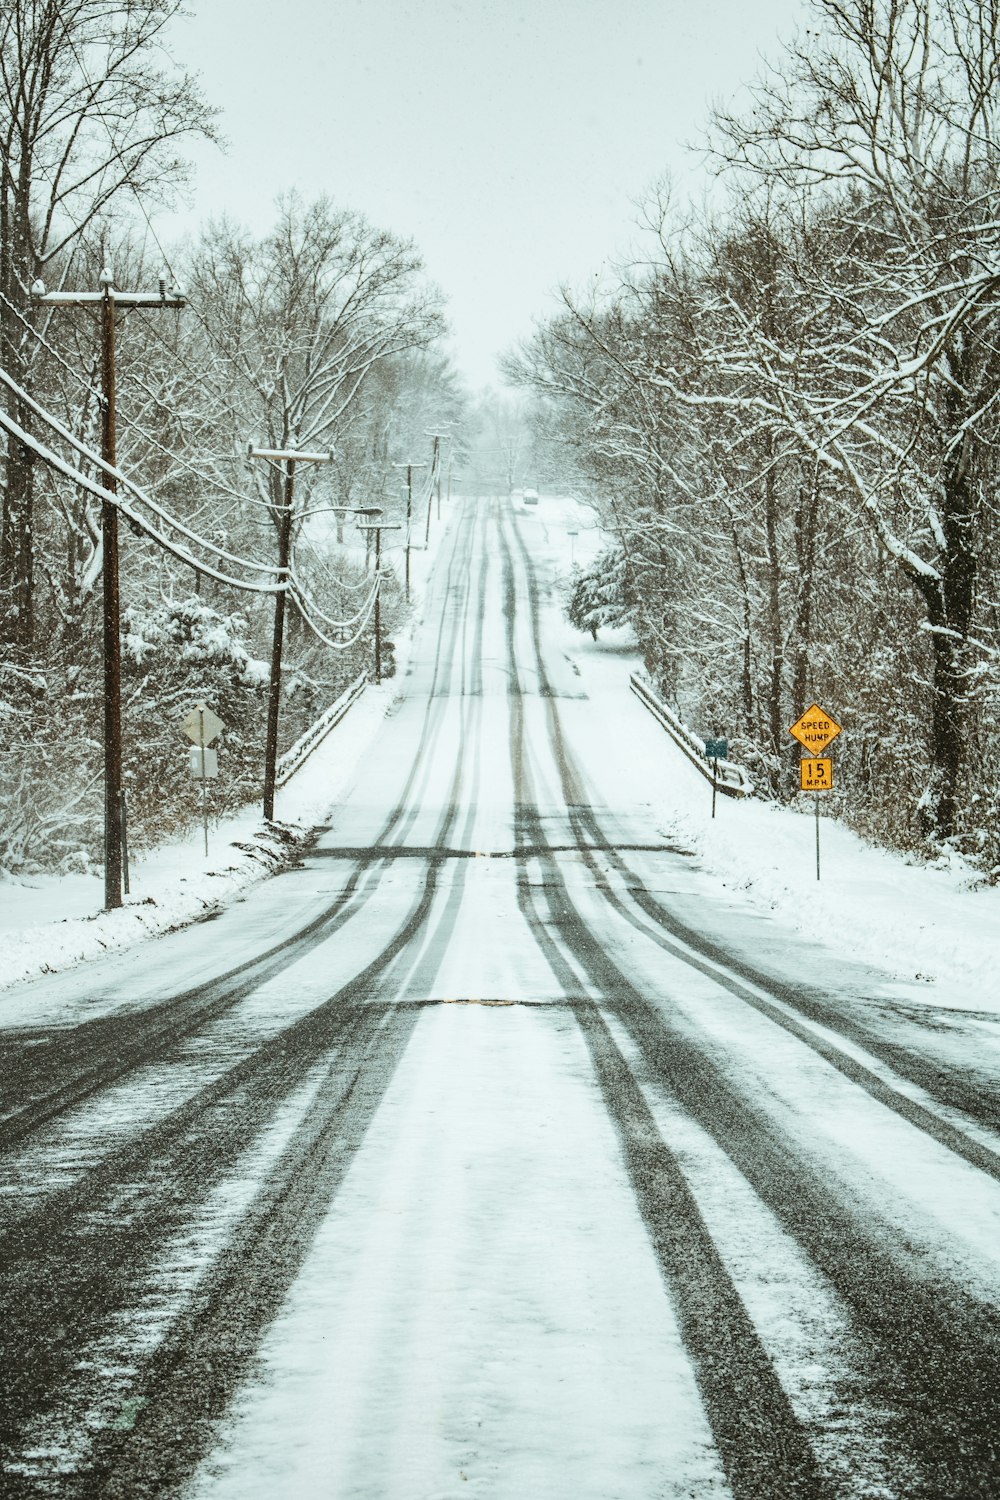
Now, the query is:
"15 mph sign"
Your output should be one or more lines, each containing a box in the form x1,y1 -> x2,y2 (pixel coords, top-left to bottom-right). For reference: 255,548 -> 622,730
800,756 -> 833,791
789,703 -> 842,755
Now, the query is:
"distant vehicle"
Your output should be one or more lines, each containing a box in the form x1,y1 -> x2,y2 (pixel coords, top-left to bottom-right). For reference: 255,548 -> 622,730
523,488 -> 539,505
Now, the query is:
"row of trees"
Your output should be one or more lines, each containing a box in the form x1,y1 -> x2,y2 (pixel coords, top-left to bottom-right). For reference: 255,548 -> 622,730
509,0 -> 1000,869
0,1 -> 464,873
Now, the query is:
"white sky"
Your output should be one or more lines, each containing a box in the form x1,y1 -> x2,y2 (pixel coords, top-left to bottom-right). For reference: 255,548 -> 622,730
170,0 -> 808,389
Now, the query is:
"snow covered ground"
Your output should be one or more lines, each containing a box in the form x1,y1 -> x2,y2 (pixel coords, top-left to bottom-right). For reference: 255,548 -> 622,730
529,494 -> 1000,1015
3,490 -> 998,1015
0,526 -> 439,994
5,491 -> 1000,1500
188,1002 -> 730,1500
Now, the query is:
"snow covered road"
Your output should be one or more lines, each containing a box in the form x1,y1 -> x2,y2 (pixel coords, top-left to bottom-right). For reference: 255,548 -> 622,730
3,495 -> 1000,1499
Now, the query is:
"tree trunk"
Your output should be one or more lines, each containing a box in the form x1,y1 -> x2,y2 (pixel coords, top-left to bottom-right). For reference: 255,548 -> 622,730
0,342 -> 36,654
763,465 -> 784,789
908,482 -> 976,842
0,195 -> 39,654
791,468 -> 821,718
728,518 -> 754,732
919,354 -> 981,841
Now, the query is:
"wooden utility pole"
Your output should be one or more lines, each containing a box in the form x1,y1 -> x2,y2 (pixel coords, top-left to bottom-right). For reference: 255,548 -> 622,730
393,461 -> 426,602
249,445 -> 332,821
423,428 -> 451,541
357,523 -> 401,682
353,506 -> 383,573
424,433 -> 440,546
33,271 -> 185,911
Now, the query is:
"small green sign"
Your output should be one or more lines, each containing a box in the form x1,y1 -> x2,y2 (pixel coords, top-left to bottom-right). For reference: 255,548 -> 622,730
705,738 -> 728,761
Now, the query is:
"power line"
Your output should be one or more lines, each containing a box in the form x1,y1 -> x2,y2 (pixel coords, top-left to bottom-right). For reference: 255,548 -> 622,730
0,361 -> 279,577
0,380 -> 377,652
115,365 -> 274,513
0,288 -> 102,400
294,583 -> 380,653
288,561 -> 379,630
0,398 -> 285,594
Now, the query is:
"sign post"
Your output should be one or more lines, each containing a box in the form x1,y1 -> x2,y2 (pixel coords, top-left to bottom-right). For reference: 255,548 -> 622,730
183,703 -> 224,856
704,738 -> 728,820
799,756 -> 834,880
789,705 -> 841,881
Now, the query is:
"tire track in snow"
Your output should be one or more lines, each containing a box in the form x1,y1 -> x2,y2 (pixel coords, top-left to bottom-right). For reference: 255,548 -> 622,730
501,499 -> 1000,1499
496,508 -> 830,1500
0,503 -> 501,1493
82,1002 -> 420,1500
575,999 -> 836,1500
0,827 -> 463,1494
0,500 -> 482,1155
64,504 -> 500,1499
504,497 -> 1000,1177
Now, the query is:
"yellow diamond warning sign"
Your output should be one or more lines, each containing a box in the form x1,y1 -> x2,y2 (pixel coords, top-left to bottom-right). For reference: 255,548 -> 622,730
789,703 -> 842,755
800,756 -> 833,792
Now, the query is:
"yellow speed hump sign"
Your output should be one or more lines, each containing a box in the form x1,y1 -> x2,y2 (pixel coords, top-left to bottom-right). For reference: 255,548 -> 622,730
800,756 -> 833,792
789,702 -> 842,755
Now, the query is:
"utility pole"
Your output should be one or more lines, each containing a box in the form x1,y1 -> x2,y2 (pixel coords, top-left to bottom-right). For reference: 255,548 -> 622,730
249,444 -> 332,821
33,270 -> 185,911
423,433 -> 441,546
353,506 -> 383,572
357,523 -> 401,682
423,428 -> 451,535
392,461 -> 426,602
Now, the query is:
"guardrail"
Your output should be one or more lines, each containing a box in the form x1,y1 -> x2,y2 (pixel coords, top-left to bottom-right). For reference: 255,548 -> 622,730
629,673 -> 753,798
275,671 -> 368,788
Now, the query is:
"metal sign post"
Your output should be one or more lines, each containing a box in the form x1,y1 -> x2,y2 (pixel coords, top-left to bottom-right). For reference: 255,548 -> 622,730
790,707 -> 841,881
704,738 -> 728,820
183,703 -> 224,855
797,756 -> 834,880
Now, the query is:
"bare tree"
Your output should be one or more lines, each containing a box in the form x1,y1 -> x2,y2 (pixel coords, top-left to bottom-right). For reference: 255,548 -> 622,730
0,0 -> 217,650
710,0 -> 1000,838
